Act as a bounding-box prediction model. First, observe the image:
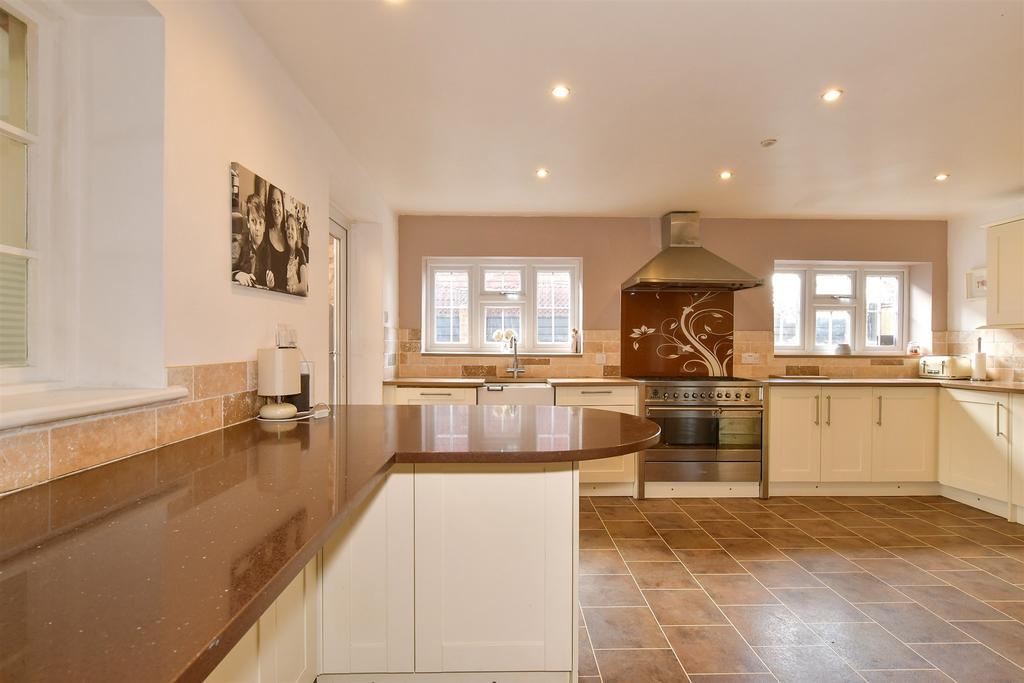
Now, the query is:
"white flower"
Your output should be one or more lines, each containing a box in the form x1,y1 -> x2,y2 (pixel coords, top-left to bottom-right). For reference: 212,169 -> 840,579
492,330 -> 505,342
629,325 -> 655,338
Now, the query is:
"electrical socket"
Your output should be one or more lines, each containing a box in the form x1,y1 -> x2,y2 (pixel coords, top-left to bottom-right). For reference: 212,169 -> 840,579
596,352 -> 607,364
741,352 -> 760,364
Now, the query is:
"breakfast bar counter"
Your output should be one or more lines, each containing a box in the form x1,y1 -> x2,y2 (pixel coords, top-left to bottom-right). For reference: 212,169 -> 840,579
0,405 -> 659,683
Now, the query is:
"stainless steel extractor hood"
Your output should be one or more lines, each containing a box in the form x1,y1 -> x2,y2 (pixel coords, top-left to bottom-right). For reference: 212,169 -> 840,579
621,211 -> 764,292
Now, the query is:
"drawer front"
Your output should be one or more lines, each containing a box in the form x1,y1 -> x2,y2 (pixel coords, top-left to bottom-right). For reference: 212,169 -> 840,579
555,386 -> 637,406
393,387 -> 477,405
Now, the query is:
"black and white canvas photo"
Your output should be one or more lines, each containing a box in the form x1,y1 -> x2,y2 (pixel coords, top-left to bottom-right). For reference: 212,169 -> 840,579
230,162 -> 310,297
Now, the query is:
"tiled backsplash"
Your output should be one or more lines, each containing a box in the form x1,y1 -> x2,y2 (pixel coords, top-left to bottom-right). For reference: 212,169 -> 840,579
732,331 -> 923,379
397,329 -> 622,378
0,361 -> 262,496
939,329 -> 1024,382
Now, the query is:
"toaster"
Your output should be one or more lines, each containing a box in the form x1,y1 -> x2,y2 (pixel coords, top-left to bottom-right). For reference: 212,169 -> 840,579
919,355 -> 972,379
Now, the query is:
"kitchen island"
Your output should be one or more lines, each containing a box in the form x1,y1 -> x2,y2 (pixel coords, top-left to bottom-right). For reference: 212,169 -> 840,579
0,404 -> 659,683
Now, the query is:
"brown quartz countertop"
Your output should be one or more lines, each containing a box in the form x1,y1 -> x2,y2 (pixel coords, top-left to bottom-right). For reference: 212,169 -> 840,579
384,377 -> 486,387
766,377 -> 1024,394
384,377 -> 641,387
546,378 -> 642,387
0,405 -> 659,683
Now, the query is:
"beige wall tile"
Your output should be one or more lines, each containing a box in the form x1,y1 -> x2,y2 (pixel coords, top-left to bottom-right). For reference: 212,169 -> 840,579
223,390 -> 260,426
0,430 -> 49,493
157,397 -> 223,446
193,362 -> 247,399
166,366 -> 194,401
50,410 -> 157,479
246,360 -> 258,391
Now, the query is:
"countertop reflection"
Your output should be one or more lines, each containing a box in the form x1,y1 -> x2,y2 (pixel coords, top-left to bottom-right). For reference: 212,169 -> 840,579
0,404 -> 659,683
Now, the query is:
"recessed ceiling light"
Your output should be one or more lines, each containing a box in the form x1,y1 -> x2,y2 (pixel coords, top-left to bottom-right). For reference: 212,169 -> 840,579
719,170 -> 733,180
760,138 -> 778,148
536,168 -> 550,178
935,173 -> 950,182
821,88 -> 843,103
551,84 -> 571,99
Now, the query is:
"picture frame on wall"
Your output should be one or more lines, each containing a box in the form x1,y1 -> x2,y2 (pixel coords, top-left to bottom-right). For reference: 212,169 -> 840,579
965,267 -> 987,300
230,162 -> 310,298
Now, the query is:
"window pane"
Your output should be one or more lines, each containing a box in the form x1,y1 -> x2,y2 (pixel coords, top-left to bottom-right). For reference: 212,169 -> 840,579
815,273 -> 853,297
536,271 -> 571,343
433,270 -> 469,344
484,306 -> 522,344
0,9 -> 28,130
483,269 -> 522,293
866,275 -> 900,347
0,252 -> 27,366
772,272 -> 802,346
815,309 -> 852,346
0,134 -> 26,249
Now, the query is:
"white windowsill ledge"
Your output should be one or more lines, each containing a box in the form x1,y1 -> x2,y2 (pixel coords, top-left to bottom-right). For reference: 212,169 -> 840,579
0,385 -> 189,431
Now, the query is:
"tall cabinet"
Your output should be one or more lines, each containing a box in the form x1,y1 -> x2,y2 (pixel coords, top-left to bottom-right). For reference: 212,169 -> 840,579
987,217 -> 1024,327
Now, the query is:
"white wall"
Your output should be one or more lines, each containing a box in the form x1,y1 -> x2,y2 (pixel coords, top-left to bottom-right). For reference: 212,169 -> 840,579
155,0 -> 397,403
947,199 -> 1024,331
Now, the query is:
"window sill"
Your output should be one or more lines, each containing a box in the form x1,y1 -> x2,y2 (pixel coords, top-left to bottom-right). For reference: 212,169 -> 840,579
0,385 -> 189,431
772,352 -> 918,359
420,351 -> 584,358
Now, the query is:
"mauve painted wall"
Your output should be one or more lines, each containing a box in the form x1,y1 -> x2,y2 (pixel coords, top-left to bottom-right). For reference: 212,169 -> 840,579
398,216 -> 948,331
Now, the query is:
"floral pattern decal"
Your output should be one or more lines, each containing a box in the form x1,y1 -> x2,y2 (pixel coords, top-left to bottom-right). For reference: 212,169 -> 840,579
622,291 -> 734,377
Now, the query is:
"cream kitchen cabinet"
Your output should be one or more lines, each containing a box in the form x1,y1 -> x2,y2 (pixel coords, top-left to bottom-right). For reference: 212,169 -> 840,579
555,386 -> 638,484
939,388 -> 1010,501
872,387 -> 938,481
986,217 -> 1024,327
767,386 -> 823,482
820,387 -> 874,482
387,386 -> 477,405
205,558 -> 319,683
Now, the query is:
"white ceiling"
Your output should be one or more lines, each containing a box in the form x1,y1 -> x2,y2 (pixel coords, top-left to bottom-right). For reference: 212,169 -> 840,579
236,0 -> 1024,219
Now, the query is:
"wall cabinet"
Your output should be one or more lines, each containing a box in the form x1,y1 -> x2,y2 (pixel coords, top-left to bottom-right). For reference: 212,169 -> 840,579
769,386 -> 937,484
205,559 -> 319,683
555,386 -> 638,484
939,388 -> 1010,500
987,217 -> 1024,327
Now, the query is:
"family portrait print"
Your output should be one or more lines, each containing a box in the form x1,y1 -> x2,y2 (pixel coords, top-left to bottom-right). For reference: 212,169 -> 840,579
230,162 -> 310,297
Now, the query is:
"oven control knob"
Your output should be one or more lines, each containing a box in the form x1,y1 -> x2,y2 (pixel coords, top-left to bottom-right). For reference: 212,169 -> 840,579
725,392 -> 731,398
672,392 -> 679,399
745,392 -> 751,399
699,392 -> 706,399
717,392 -> 723,398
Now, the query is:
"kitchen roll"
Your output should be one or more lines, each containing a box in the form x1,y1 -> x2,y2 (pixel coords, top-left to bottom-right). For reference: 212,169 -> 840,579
972,352 -> 987,381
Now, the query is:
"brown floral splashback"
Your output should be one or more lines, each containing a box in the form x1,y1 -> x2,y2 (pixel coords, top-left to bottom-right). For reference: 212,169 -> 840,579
621,291 -> 734,377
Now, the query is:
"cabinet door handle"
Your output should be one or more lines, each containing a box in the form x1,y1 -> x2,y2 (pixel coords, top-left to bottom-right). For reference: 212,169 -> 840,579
419,392 -> 452,396
825,395 -> 832,426
814,395 -> 820,426
877,395 -> 883,426
581,390 -> 613,395
996,402 -> 1004,437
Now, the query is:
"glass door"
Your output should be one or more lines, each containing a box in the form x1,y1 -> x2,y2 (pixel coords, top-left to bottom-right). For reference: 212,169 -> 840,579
328,218 -> 348,405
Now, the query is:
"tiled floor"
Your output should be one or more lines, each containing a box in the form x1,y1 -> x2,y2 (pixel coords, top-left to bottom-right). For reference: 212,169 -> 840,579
578,495 -> 1024,683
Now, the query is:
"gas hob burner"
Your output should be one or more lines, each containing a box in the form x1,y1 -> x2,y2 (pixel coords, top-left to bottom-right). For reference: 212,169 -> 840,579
636,377 -> 764,406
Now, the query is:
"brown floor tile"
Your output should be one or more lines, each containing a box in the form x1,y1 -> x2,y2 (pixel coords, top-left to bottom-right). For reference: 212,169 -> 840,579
581,549 -> 630,575
580,498 -> 596,512
772,587 -> 869,623
911,643 -> 1024,682
580,574 -> 646,607
635,498 -> 683,513
664,625 -> 768,674
605,520 -> 660,539
644,511 -> 700,530
784,547 -> 861,572
952,525 -> 1024,546
628,561 -> 699,589
733,511 -> 793,529
858,602 -> 976,644
848,503 -> 913,519
891,546 -> 973,570
992,601 -> 1024,621
675,549 -> 747,574
857,670 -> 950,682
789,518 -> 858,537
579,677 -> 601,683
792,497 -> 851,511
770,504 -> 825,520
580,511 -> 604,530
578,626 -> 599,676
899,585 -> 1013,620
595,648 -> 688,683
583,606 -> 669,649
760,496 -> 799,506
581,529 -> 615,549
813,622 -> 930,670
911,509 -> 979,527
597,505 -> 645,521
688,675 -> 778,683
717,538 -> 786,561
699,520 -> 762,539
742,560 -> 822,588
592,496 -> 638,506
755,645 -> 861,682
660,528 -> 722,549
615,538 -> 678,561
672,497 -> 721,507
966,556 -> 1024,584
854,526 -> 926,547
717,498 -> 769,513
686,504 -> 739,520
875,497 -> 933,511
821,536 -> 895,559
699,574 -> 779,605
949,619 -> 1024,668
722,605 -> 821,646
933,570 -> 1024,601
976,518 -> 1024,536
823,510 -> 886,527
854,558 -> 944,586
996,546 -> 1024,562
756,528 -> 823,548
644,588 -> 728,625
815,571 -> 910,603
925,534 -> 1004,558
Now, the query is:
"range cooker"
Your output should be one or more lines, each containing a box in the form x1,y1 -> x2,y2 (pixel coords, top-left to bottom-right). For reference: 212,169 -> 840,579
634,377 -> 766,499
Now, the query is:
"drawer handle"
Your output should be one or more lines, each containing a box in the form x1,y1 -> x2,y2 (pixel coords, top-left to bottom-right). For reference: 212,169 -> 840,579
814,395 -> 820,426
825,395 -> 832,426
419,392 -> 452,396
877,395 -> 883,426
581,390 -> 614,395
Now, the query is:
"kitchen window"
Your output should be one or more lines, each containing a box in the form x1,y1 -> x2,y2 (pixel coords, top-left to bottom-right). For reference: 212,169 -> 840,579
772,262 -> 906,354
424,257 -> 581,353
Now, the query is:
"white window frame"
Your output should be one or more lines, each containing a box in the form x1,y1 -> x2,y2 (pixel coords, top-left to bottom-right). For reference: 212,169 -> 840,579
774,261 -> 908,355
423,257 -> 582,354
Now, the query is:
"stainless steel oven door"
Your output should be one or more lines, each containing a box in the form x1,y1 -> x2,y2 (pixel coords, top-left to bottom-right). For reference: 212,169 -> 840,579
717,408 -> 763,462
643,406 -> 719,461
